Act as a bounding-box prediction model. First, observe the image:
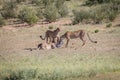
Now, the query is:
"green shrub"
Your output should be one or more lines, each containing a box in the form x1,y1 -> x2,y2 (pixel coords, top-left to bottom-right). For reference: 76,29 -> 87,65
36,8 -> 44,19
18,7 -> 38,25
48,25 -> 54,29
58,4 -> 68,17
106,23 -> 112,28
14,0 -> 27,3
0,14 -> 5,27
85,0 -> 117,5
94,29 -> 99,33
55,0 -> 68,17
72,2 -> 119,24
1,10 -> 16,19
1,1 -> 17,19
31,0 -> 43,6
107,11 -> 118,21
31,0 -> 68,20
42,0 -> 55,6
55,0 -> 65,9
89,8 -> 104,24
72,10 -> 90,24
85,0 -> 98,6
100,3 -> 119,22
44,4 -> 60,23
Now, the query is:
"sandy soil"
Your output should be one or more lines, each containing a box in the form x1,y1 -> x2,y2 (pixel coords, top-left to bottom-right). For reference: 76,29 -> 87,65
0,18 -> 120,79
0,18 -> 120,55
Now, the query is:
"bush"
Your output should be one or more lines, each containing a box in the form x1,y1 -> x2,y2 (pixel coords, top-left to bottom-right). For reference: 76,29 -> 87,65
31,0 -> 43,6
72,3 -> 119,24
100,3 -> 119,22
89,7 -> 105,24
106,23 -> 112,28
55,0 -> 65,9
94,29 -> 99,33
0,14 -> 5,27
58,5 -> 68,17
107,11 -> 118,21
18,7 -> 38,25
85,0 -> 98,6
0,0 -> 68,23
31,0 -> 68,21
15,0 -> 27,3
42,0 -> 55,6
85,0 -> 117,6
44,4 -> 60,23
1,10 -> 17,19
72,9 -> 90,24
48,25 -> 54,29
55,0 -> 68,17
36,8 -> 44,19
1,1 -> 17,19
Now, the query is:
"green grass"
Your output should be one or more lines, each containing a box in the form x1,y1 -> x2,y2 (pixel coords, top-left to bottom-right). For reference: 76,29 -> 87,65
0,52 -> 120,80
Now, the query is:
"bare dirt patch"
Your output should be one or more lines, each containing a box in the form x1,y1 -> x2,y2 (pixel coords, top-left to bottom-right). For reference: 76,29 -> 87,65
0,18 -> 120,80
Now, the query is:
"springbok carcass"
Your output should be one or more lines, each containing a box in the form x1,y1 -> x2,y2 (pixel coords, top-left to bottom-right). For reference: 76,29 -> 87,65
38,40 -> 64,50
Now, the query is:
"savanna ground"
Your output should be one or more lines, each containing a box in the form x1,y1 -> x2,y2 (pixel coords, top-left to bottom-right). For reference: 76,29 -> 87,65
0,17 -> 120,80
0,0 -> 120,80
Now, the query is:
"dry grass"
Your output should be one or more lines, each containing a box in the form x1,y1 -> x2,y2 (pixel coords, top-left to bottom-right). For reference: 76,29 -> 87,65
0,19 -> 120,80
0,0 -> 120,79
